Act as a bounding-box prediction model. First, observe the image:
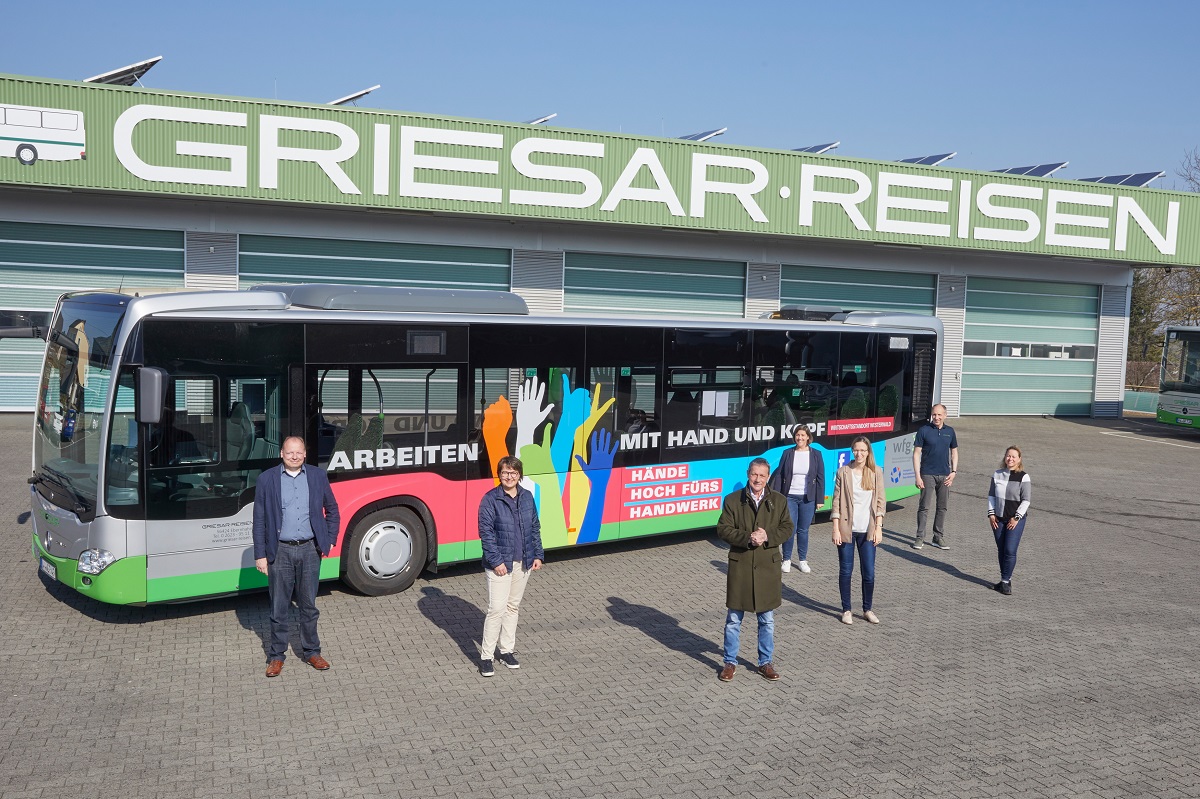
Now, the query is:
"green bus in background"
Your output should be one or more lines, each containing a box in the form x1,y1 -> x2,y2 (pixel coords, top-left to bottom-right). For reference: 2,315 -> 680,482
1158,327 -> 1200,429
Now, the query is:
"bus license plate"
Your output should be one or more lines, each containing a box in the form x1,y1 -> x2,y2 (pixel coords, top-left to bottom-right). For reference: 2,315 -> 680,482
39,558 -> 56,581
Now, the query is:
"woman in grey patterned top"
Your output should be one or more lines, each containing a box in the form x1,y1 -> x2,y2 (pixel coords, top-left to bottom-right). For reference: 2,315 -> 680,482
986,446 -> 1031,596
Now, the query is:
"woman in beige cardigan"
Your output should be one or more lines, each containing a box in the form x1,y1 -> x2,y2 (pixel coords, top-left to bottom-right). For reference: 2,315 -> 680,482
830,436 -> 886,625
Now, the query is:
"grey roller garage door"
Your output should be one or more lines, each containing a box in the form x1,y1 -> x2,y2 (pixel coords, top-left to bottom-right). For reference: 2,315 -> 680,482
564,253 -> 745,317
0,221 -> 184,410
961,277 -> 1098,415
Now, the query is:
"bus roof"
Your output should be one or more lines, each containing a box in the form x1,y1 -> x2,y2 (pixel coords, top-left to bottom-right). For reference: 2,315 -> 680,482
66,285 -> 944,338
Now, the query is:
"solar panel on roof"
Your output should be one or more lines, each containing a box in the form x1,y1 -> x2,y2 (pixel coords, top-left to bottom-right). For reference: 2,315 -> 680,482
792,142 -> 840,154
328,85 -> 381,106
1077,171 -> 1164,187
899,152 -> 956,166
84,56 -> 162,86
993,162 -> 1069,178
679,128 -> 727,142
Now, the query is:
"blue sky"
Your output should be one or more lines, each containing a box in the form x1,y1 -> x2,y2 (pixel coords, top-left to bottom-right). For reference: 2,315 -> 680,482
5,0 -> 1197,188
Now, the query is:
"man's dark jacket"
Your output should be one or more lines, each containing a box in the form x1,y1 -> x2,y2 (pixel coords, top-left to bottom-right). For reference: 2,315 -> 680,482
252,464 -> 341,563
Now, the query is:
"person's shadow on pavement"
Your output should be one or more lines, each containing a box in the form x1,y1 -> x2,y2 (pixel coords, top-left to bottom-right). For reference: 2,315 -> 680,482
417,585 -> 485,663
709,558 -> 842,620
880,530 -> 993,588
605,596 -> 721,670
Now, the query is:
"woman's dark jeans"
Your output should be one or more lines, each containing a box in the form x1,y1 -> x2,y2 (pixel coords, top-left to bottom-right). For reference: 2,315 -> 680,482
782,495 -> 816,561
993,516 -> 1026,581
837,532 -> 876,612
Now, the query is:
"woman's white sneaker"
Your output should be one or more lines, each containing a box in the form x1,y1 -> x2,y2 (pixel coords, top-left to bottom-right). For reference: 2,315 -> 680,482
781,560 -> 792,573
798,561 -> 811,573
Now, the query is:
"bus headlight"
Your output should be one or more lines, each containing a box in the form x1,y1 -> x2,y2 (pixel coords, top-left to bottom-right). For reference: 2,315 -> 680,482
77,549 -> 116,575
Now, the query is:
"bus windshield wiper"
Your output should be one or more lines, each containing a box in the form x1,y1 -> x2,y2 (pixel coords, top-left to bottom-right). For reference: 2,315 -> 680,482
32,464 -> 76,490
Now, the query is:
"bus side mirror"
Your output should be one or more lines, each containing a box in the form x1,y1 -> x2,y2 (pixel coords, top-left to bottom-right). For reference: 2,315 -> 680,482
137,367 -> 169,425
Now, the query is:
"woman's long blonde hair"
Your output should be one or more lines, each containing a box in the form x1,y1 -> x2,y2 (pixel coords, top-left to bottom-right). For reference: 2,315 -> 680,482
850,435 -> 877,491
999,446 -> 1023,471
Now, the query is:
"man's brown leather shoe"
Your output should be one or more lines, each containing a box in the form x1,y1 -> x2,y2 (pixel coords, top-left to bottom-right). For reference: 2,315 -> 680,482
759,662 -> 781,681
265,660 -> 283,678
718,663 -> 736,681
304,654 -> 331,671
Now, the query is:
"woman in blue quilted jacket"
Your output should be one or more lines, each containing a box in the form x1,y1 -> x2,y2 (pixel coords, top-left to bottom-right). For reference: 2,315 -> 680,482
477,455 -> 544,676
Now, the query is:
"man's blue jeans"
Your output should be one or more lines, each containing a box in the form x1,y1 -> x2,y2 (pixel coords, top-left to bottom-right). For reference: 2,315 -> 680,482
723,609 -> 774,666
267,541 -> 322,662
781,495 -> 816,562
837,532 -> 877,612
993,516 -> 1026,581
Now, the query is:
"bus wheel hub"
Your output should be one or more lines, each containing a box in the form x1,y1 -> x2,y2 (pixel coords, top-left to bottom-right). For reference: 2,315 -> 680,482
358,520 -> 412,578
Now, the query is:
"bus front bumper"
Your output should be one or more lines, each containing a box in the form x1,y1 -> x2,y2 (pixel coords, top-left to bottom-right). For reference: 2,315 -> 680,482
32,534 -> 147,605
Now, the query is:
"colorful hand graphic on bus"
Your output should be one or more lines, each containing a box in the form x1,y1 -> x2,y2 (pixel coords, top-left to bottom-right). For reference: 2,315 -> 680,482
514,376 -> 553,453
550,374 -> 591,474
481,395 -> 513,484
572,428 -> 618,544
519,426 -> 568,548
568,382 -> 615,529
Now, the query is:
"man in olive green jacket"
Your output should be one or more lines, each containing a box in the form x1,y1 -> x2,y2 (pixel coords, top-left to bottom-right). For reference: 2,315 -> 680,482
716,457 -> 793,682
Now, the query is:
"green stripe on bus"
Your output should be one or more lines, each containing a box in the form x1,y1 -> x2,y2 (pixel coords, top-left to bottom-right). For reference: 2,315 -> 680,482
145,557 -> 342,603
0,134 -> 84,147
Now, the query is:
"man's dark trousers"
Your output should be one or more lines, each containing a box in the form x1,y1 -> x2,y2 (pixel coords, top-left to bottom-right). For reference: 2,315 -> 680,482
268,540 -> 322,662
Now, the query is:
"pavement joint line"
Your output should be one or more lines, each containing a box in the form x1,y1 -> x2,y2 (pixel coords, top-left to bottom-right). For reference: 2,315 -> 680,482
1098,431 -> 1200,449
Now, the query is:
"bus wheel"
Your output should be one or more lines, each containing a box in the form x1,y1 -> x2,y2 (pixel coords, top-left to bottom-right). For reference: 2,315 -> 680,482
16,144 -> 37,165
343,506 -> 427,595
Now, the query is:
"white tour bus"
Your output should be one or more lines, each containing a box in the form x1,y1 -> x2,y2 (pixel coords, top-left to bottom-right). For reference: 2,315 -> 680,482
0,103 -> 86,165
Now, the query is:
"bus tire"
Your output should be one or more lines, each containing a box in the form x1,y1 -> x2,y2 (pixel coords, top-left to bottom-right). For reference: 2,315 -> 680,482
16,144 -> 37,165
343,506 -> 427,596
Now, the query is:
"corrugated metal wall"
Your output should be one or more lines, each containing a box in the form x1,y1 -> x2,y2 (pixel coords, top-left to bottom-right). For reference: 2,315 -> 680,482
961,277 -> 1099,415
0,220 -> 185,410
238,234 -> 511,291
780,264 -> 937,314
563,252 -> 745,317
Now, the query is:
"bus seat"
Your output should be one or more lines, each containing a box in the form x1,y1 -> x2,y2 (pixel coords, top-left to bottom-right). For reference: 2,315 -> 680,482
332,413 -> 365,456
249,437 -> 276,461
841,388 -> 868,419
878,384 -> 899,418
225,402 -> 255,461
362,413 -> 385,451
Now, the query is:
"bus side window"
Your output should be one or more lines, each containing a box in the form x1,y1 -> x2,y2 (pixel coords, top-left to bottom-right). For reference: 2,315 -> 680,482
663,328 -> 749,459
838,333 -> 876,420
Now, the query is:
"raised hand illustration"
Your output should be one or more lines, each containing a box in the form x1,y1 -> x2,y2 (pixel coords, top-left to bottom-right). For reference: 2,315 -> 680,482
552,376 -> 616,477
568,383 -> 616,522
572,428 -> 619,544
519,425 -> 569,548
514,376 -> 553,453
481,395 -> 513,483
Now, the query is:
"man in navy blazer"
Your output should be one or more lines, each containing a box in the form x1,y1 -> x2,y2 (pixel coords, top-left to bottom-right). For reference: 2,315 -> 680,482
253,436 -> 341,678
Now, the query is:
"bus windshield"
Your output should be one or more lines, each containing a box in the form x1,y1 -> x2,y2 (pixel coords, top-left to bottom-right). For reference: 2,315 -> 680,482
33,296 -> 127,519
1162,329 -> 1200,395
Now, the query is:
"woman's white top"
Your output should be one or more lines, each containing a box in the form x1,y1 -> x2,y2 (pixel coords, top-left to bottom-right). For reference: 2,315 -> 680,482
788,449 -> 811,496
851,470 -> 873,533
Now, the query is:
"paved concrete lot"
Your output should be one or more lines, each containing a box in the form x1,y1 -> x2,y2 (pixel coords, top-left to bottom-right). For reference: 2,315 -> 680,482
3,414 -> 1199,799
